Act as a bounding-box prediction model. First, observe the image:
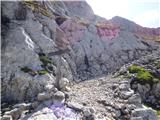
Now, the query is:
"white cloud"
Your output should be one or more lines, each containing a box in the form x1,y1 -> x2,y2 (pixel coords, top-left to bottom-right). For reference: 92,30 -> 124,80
86,0 -> 130,19
129,0 -> 159,3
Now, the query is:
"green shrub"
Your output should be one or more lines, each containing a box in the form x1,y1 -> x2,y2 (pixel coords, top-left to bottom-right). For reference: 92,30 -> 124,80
21,66 -> 32,73
136,71 -> 153,84
39,56 -> 52,66
128,65 -> 145,73
157,110 -> 160,115
37,70 -> 48,75
128,65 -> 155,84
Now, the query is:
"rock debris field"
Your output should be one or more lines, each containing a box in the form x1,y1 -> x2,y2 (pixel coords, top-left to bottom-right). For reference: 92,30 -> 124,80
14,75 -> 157,120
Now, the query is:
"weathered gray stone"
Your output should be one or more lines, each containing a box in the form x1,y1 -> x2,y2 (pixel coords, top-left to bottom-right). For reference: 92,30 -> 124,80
31,101 -> 40,109
67,102 -> 84,111
137,83 -> 150,100
37,92 -> 51,101
53,91 -> 65,104
132,108 -> 157,120
44,84 -> 55,92
120,90 -> 134,99
83,107 -> 95,116
59,77 -> 70,90
131,117 -> 143,120
13,103 -> 31,111
128,94 -> 142,106
5,108 -> 22,120
152,83 -> 160,98
119,83 -> 130,91
1,115 -> 12,120
24,107 -> 57,120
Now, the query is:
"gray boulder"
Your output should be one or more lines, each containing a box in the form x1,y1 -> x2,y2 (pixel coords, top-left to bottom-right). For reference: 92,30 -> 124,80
53,91 -> 65,104
132,108 -> 158,120
1,115 -> 13,120
37,92 -> 51,101
23,107 -> 57,120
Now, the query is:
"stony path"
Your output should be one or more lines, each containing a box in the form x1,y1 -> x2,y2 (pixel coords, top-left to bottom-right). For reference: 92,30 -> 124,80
67,75 -> 137,120
68,75 -> 115,117
2,74 -> 158,120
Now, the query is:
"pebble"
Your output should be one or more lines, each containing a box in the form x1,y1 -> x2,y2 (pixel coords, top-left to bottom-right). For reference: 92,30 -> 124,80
37,92 -> 51,101
53,91 -> 65,104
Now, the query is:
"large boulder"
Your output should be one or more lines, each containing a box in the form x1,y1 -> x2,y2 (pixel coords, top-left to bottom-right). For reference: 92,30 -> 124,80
23,107 -> 57,120
2,71 -> 56,102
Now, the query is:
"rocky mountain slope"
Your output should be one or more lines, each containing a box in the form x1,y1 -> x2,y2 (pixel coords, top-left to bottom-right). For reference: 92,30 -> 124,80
1,1 -> 160,120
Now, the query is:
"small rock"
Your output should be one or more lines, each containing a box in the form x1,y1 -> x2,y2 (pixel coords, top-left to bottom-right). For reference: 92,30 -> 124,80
128,94 -> 141,106
44,84 -> 55,92
120,90 -> 134,99
82,107 -> 96,120
37,92 -> 51,101
31,101 -> 39,109
5,108 -> 21,120
59,77 -> 70,90
97,99 -> 109,106
119,84 -> 130,91
127,104 -> 136,110
43,100 -> 53,107
83,107 -> 95,117
65,86 -> 71,92
119,81 -> 129,84
67,102 -> 84,111
124,114 -> 131,120
112,83 -> 119,90
53,91 -> 65,104
115,110 -> 121,118
106,106 -> 114,112
132,108 -> 157,120
120,105 -> 130,115
26,107 -> 57,120
131,117 -> 143,120
13,103 -> 31,111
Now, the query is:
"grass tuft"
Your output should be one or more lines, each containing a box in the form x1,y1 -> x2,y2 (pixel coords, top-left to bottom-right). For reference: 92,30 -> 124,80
128,65 -> 145,73
128,65 -> 158,84
39,56 -> 53,66
37,70 -> 48,75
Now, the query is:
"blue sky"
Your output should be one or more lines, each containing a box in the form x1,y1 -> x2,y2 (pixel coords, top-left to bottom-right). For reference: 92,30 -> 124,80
86,0 -> 160,28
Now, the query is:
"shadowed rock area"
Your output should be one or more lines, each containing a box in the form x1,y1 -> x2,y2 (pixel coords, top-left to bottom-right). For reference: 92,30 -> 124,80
1,1 -> 160,120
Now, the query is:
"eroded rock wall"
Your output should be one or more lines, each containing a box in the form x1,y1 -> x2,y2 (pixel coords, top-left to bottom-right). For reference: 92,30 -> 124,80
1,1 -> 160,103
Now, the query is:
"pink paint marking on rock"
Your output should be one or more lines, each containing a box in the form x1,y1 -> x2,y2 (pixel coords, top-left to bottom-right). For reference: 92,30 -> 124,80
96,21 -> 120,40
97,27 -> 120,40
60,19 -> 86,44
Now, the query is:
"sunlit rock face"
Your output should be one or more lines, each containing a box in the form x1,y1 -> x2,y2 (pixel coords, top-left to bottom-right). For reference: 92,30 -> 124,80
134,27 -> 160,42
60,19 -> 87,44
96,21 -> 120,39
63,1 -> 95,20
111,16 -> 160,41
1,0 -> 160,103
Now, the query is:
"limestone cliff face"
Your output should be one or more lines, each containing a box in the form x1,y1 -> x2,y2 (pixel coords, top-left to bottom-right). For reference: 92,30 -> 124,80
1,1 -> 160,102
111,16 -> 160,41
